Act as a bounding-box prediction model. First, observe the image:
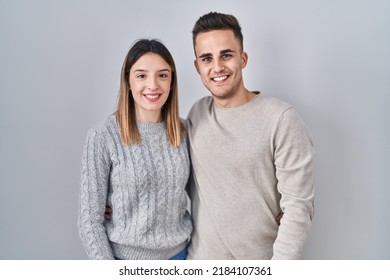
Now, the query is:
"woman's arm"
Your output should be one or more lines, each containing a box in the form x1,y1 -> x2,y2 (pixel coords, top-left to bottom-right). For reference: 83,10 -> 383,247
78,128 -> 115,260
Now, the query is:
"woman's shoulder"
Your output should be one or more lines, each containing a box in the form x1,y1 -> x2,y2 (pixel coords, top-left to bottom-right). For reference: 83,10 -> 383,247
89,114 -> 116,131
86,114 -> 118,140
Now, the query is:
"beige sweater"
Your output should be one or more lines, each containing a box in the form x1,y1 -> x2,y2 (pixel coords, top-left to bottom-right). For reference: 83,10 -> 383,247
186,93 -> 314,259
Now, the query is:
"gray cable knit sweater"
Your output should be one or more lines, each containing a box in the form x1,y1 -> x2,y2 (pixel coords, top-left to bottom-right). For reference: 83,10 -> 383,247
78,115 -> 192,260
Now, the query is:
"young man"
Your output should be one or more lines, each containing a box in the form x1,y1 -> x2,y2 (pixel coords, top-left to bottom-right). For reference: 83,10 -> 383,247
186,12 -> 314,259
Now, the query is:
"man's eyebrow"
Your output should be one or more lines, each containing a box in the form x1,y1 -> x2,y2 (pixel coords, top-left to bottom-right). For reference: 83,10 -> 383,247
198,49 -> 237,59
198,53 -> 212,59
220,49 -> 236,54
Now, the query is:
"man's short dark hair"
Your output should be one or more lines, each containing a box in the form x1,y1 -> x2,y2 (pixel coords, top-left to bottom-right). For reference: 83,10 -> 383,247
192,12 -> 244,52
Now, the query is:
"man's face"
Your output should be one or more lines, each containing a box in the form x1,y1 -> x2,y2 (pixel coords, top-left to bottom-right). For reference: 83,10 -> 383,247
194,29 -> 247,103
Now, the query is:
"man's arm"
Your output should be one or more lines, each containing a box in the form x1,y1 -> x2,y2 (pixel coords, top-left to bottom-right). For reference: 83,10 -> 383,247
272,108 -> 315,259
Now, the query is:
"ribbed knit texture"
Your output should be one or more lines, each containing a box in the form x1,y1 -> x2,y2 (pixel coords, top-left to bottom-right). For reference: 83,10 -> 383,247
187,93 -> 314,260
78,115 -> 192,260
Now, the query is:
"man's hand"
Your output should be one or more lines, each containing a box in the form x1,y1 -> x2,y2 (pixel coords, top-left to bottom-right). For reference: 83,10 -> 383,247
104,205 -> 112,221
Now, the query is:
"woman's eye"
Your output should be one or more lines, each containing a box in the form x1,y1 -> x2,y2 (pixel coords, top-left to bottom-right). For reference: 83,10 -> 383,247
160,73 -> 168,78
136,74 -> 146,79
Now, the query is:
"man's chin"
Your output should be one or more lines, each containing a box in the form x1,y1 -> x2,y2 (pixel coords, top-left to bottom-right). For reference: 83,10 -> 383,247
210,91 -> 234,100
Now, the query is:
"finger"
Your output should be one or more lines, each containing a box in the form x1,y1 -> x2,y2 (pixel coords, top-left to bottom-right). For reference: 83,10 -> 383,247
275,212 -> 284,225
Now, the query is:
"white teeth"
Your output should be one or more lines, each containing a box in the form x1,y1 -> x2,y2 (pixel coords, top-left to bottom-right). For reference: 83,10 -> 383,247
145,94 -> 159,99
213,76 -> 227,82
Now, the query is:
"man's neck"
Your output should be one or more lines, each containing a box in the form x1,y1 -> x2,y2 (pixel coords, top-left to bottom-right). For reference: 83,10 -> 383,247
213,89 -> 256,108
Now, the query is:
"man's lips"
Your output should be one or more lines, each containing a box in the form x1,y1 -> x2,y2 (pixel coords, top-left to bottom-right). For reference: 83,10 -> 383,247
212,75 -> 229,82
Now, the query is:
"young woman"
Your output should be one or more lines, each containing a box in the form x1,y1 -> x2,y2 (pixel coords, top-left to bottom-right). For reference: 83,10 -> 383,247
78,39 -> 192,260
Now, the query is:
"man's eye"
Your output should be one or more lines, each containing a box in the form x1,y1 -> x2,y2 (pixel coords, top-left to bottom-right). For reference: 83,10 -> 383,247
222,54 -> 232,59
202,57 -> 212,62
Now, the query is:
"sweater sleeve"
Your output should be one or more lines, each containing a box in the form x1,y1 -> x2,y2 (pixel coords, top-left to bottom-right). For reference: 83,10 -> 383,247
272,108 -> 315,259
78,127 -> 115,260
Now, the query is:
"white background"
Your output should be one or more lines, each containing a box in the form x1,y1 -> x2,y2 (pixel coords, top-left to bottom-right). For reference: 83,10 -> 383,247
0,0 -> 389,259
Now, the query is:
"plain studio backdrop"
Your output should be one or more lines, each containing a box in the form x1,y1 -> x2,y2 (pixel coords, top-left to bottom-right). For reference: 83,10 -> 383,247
0,0 -> 389,259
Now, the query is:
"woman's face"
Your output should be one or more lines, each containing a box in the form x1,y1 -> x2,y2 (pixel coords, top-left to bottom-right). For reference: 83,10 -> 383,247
129,52 -> 172,122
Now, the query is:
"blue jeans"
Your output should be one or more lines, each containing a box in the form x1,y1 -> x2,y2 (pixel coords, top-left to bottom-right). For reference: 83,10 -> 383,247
169,247 -> 188,260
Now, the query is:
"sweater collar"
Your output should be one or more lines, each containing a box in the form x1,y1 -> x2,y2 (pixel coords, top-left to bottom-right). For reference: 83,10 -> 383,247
136,120 -> 165,134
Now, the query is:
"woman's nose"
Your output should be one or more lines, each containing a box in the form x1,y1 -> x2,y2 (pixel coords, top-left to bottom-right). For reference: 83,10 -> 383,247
147,77 -> 158,91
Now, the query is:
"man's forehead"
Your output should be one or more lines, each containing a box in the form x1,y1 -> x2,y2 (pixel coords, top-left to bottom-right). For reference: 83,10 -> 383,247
195,30 -> 236,43
195,30 -> 240,55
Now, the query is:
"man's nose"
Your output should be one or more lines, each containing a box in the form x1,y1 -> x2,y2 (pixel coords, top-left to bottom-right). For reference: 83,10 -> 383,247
213,60 -> 225,73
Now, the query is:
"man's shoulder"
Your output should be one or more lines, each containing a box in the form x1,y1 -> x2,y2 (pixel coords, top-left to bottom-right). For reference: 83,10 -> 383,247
180,117 -> 188,129
187,96 -> 212,118
192,95 -> 213,108
256,93 -> 292,112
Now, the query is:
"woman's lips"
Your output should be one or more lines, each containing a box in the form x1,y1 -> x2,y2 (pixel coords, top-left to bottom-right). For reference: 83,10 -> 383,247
143,94 -> 161,102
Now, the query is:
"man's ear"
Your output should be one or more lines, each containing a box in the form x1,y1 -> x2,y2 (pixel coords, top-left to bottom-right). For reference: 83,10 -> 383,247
194,59 -> 200,74
241,52 -> 248,69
